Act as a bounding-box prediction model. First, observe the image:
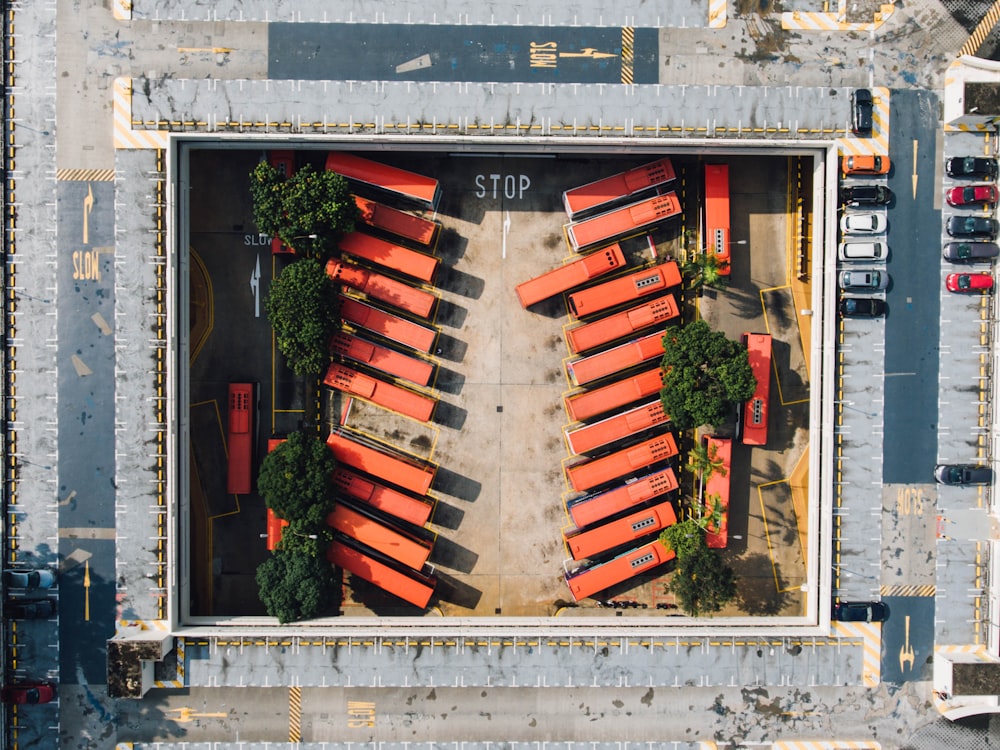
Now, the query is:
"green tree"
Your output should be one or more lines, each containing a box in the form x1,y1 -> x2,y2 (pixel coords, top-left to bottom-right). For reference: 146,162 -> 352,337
659,320 -> 757,431
686,440 -> 728,483
255,534 -> 336,623
265,258 -> 340,376
682,252 -> 729,290
257,430 -> 338,527
250,161 -> 358,258
660,520 -> 736,617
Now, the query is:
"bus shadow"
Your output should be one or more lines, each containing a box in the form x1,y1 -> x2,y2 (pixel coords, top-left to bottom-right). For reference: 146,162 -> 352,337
436,265 -> 485,300
435,226 -> 470,263
433,366 -> 465,396
432,569 -> 483,610
434,333 -> 468,363
435,298 -> 468,330
429,536 -> 479,575
431,466 -> 482,502
429,499 -> 465,531
432,400 -> 467,430
525,296 -> 570,320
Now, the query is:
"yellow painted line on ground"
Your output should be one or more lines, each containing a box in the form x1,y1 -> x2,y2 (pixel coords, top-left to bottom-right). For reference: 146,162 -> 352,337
114,78 -> 168,149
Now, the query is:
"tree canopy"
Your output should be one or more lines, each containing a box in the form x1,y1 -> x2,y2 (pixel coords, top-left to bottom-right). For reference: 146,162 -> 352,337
257,430 -> 338,527
265,258 -> 340,376
659,320 -> 757,431
683,252 -> 729,290
255,538 -> 336,623
250,161 -> 358,258
660,519 -> 737,617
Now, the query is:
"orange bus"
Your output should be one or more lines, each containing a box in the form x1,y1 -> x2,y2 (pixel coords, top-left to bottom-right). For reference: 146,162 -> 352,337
332,467 -> 434,527
565,540 -> 675,601
566,332 -> 666,388
268,151 -> 296,254
324,363 -> 437,423
265,508 -> 288,551
567,261 -> 680,319
704,164 -> 731,276
564,368 -> 664,423
565,400 -> 669,455
563,158 -> 676,219
326,259 -> 436,319
564,501 -> 677,561
566,192 -> 682,252
326,428 -> 437,496
339,295 -> 437,354
566,295 -> 679,354
741,332 -> 772,446
339,230 -> 440,284
328,502 -> 434,570
326,152 -> 441,210
515,244 -> 626,309
566,432 -> 678,493
327,534 -> 437,609
703,436 -> 732,549
567,467 -> 678,529
330,330 -> 434,388
354,194 -> 441,248
226,382 -> 256,495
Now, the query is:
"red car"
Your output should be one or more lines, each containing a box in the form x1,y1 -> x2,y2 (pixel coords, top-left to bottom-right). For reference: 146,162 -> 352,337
946,185 -> 999,207
946,272 -> 994,293
1,682 -> 55,704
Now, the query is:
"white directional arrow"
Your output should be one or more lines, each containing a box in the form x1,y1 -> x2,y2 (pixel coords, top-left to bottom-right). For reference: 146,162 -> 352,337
250,254 -> 261,318
502,210 -> 511,259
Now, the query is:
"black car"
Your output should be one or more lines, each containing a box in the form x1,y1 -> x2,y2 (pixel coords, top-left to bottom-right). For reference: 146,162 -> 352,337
6,598 -> 55,619
946,156 -> 999,179
840,185 -> 892,206
838,297 -> 886,318
934,464 -> 993,486
947,215 -> 999,239
943,241 -> 1000,263
851,89 -> 873,135
833,601 -> 890,622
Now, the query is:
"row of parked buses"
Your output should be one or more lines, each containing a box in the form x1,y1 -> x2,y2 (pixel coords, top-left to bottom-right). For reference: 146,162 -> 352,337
256,153 -> 451,610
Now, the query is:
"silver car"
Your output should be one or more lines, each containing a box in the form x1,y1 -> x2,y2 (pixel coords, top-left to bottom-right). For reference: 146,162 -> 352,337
838,269 -> 889,291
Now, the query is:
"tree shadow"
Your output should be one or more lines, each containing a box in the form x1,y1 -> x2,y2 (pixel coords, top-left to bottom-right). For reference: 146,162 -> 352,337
734,553 -> 790,615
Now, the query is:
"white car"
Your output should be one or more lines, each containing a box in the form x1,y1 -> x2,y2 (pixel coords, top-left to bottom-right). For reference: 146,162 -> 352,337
838,241 -> 886,262
840,212 -> 884,235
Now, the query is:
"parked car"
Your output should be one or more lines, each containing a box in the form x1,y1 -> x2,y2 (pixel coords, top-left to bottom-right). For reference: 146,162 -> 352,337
840,213 -> 884,235
6,598 -> 56,619
851,88 -> 873,135
3,569 -> 56,590
946,156 -> 998,180
946,273 -> 994,293
0,682 -> 55,705
946,185 -> 999,207
838,269 -> 889,291
833,601 -> 890,622
842,154 -> 890,176
947,215 -> 999,239
943,241 -> 1000,263
934,464 -> 993,486
838,297 -> 886,318
838,241 -> 886,262
841,185 -> 893,206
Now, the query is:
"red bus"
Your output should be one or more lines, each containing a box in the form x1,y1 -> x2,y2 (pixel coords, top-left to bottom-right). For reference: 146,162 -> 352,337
566,332 -> 666,388
339,231 -> 440,284
327,428 -> 437,496
566,432 -> 678,493
563,158 -> 677,219
265,508 -> 288,551
328,502 -> 434,570
330,330 -> 434,388
567,467 -> 678,529
324,363 -> 437,423
565,400 -> 669,455
515,244 -> 626,309
354,194 -> 441,248
326,152 -> 441,210
567,261 -> 681,319
566,295 -> 679,354
741,332 -> 772,446
566,192 -> 682,252
326,260 -> 436,319
327,534 -> 437,608
704,164 -> 731,276
564,368 -> 664,423
268,151 -> 296,254
333,467 -> 434,527
226,382 -> 256,495
565,540 -> 675,601
339,295 -> 437,354
703,437 -> 732,548
564,501 -> 677,561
